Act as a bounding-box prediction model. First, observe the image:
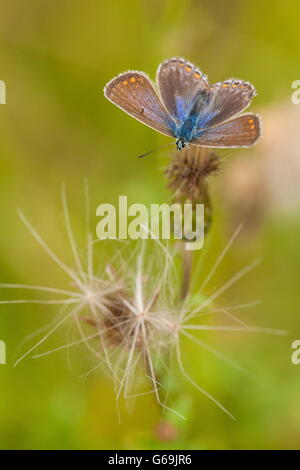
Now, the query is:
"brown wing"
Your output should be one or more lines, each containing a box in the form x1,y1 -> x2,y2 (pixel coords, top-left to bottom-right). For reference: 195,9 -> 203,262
104,71 -> 175,137
192,114 -> 261,148
200,79 -> 257,128
156,57 -> 209,123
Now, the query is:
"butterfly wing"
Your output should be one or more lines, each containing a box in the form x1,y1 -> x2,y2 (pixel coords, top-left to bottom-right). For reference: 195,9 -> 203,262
104,71 -> 175,137
156,57 -> 209,124
191,114 -> 261,148
195,79 -> 257,129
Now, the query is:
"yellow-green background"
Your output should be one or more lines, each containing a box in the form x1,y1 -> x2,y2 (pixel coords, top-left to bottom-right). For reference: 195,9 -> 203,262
0,0 -> 299,449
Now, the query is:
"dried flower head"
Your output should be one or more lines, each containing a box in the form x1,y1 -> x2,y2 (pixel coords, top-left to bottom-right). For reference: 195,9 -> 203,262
0,187 -> 286,423
166,146 -> 220,203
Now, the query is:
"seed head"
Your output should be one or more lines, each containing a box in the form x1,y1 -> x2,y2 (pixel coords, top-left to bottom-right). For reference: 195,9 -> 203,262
166,146 -> 220,203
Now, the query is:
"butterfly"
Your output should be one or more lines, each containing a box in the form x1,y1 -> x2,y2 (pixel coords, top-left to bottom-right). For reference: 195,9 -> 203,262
104,57 -> 261,151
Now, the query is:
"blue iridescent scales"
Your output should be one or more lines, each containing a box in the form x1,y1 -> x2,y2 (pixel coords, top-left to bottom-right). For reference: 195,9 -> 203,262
104,57 -> 261,151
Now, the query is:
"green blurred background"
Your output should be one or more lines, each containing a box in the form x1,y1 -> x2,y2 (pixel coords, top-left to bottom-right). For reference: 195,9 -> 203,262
0,0 -> 300,450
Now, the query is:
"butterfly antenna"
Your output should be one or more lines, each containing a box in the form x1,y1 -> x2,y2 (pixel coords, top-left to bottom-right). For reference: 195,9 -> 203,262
137,141 -> 175,159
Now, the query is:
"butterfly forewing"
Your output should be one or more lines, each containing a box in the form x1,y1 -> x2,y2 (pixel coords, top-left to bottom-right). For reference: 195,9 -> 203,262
104,71 -> 175,137
156,57 -> 209,124
192,114 -> 261,148
197,79 -> 256,129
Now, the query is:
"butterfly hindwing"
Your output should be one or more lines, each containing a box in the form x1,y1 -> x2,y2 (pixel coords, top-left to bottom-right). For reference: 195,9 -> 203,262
104,71 -> 175,137
156,57 -> 209,124
192,114 -> 261,148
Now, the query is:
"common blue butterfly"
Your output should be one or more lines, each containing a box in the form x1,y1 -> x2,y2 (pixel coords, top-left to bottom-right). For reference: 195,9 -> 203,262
104,57 -> 261,151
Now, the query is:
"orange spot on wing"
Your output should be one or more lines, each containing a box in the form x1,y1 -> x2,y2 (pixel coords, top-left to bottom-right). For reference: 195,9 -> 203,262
194,72 -> 201,79
185,66 -> 192,72
122,80 -> 128,86
130,77 -> 136,83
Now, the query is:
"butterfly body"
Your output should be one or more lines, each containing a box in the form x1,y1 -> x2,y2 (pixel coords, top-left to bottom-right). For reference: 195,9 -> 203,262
104,58 -> 261,150
171,90 -> 224,150
174,112 -> 214,148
